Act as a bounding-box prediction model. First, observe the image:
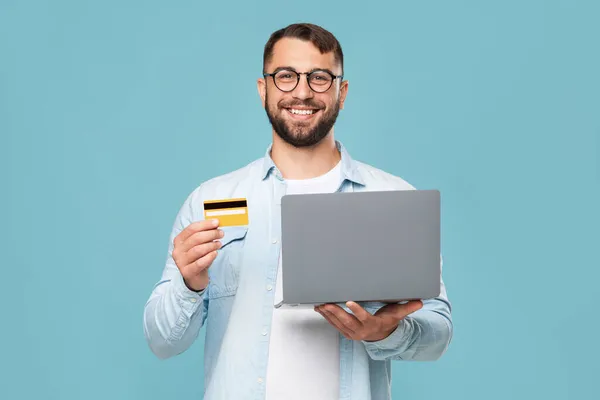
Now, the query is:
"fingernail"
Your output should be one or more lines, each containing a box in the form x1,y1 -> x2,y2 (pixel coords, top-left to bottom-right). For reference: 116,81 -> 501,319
212,219 -> 219,226
219,230 -> 224,238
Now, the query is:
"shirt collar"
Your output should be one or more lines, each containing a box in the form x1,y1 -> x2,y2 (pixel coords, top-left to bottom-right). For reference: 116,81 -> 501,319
260,140 -> 365,186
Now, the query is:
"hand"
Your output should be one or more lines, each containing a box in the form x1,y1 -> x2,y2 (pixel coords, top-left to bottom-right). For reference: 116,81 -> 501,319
315,300 -> 423,342
172,219 -> 224,291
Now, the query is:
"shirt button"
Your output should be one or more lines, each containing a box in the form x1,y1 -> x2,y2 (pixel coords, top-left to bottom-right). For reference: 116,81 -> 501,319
262,328 -> 268,336
257,377 -> 263,384
180,323 -> 185,328
190,298 -> 197,303
272,238 -> 278,244
266,284 -> 273,291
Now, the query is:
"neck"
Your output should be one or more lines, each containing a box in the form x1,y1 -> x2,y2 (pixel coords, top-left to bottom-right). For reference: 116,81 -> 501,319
270,131 -> 341,180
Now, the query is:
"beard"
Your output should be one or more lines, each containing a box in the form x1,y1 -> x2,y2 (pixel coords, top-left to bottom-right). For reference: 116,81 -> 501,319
264,92 -> 340,148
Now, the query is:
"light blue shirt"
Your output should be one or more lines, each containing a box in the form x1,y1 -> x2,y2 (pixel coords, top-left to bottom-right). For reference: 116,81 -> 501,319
143,141 -> 453,400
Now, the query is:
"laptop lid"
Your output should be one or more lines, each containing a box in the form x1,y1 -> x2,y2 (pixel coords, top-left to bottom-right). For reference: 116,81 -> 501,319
278,189 -> 441,307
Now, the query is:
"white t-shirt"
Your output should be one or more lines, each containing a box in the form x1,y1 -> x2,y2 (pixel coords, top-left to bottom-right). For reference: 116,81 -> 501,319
265,161 -> 343,400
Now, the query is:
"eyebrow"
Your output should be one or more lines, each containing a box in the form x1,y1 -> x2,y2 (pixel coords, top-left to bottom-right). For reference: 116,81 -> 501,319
271,66 -> 338,76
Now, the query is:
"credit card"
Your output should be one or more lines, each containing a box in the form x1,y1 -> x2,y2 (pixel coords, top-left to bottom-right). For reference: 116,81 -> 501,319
203,198 -> 249,227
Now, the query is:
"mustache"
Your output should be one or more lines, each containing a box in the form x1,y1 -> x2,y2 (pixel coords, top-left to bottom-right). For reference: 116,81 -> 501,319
279,100 -> 325,109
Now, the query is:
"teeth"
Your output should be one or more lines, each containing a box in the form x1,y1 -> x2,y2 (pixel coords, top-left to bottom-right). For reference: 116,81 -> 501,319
290,108 -> 315,115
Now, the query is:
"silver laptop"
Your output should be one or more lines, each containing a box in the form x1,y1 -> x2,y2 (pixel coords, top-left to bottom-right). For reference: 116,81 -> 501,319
277,189 -> 441,308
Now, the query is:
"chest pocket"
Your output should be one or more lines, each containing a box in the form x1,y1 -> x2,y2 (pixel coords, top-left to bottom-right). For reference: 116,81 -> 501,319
207,226 -> 248,299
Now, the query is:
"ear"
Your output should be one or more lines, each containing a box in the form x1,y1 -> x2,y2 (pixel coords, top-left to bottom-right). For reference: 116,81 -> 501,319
339,80 -> 349,110
257,78 -> 266,108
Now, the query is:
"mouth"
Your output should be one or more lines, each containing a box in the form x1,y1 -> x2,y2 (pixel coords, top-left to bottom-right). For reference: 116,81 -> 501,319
284,107 -> 321,120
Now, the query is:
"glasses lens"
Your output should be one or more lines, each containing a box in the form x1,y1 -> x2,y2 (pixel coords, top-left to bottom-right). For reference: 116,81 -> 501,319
308,71 -> 333,92
274,70 -> 298,91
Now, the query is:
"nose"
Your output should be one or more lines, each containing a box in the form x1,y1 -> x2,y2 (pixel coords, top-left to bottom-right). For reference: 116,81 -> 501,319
291,73 -> 314,100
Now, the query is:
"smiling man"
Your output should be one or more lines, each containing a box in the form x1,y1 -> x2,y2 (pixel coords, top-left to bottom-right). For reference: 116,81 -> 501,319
143,23 -> 453,400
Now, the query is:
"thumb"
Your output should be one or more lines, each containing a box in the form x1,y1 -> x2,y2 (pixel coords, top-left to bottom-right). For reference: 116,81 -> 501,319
379,300 -> 423,320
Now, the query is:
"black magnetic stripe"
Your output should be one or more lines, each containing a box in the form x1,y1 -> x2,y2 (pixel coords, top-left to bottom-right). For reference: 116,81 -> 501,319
204,200 -> 247,210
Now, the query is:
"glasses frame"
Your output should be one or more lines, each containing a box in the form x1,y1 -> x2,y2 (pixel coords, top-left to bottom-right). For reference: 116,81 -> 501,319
263,68 -> 344,93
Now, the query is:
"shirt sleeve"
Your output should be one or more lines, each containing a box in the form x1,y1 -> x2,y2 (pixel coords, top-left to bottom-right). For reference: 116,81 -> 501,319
362,256 -> 453,361
143,190 -> 210,359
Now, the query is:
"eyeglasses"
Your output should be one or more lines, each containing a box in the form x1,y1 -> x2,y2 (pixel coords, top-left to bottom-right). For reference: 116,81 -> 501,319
263,69 -> 343,93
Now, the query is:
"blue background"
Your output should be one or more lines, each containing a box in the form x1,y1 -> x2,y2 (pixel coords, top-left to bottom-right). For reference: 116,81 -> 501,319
1,0 -> 598,399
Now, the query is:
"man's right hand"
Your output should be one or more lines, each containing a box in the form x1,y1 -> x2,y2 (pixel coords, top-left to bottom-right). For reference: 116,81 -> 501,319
172,219 -> 224,292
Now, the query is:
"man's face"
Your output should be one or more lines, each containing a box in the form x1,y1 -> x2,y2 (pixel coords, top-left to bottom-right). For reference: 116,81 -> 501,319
258,38 -> 348,147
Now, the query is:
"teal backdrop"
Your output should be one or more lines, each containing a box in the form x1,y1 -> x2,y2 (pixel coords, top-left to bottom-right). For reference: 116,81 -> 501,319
1,1 -> 598,399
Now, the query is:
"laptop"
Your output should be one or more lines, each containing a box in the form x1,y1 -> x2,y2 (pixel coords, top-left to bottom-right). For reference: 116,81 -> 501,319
276,189 -> 441,308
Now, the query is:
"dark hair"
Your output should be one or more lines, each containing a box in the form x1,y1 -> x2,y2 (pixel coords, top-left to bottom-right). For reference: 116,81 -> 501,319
263,23 -> 344,74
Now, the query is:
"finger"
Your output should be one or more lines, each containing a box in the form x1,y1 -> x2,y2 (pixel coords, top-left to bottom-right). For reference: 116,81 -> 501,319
316,307 -> 355,338
322,304 -> 362,332
175,219 -> 220,247
184,249 -> 219,275
180,228 -> 224,253
346,301 -> 374,324
180,241 -> 222,266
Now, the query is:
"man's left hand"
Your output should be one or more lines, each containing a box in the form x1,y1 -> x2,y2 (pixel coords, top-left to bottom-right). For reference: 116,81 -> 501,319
315,300 -> 423,342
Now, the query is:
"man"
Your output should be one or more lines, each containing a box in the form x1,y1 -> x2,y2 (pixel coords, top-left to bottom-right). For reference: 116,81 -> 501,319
143,23 -> 453,400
